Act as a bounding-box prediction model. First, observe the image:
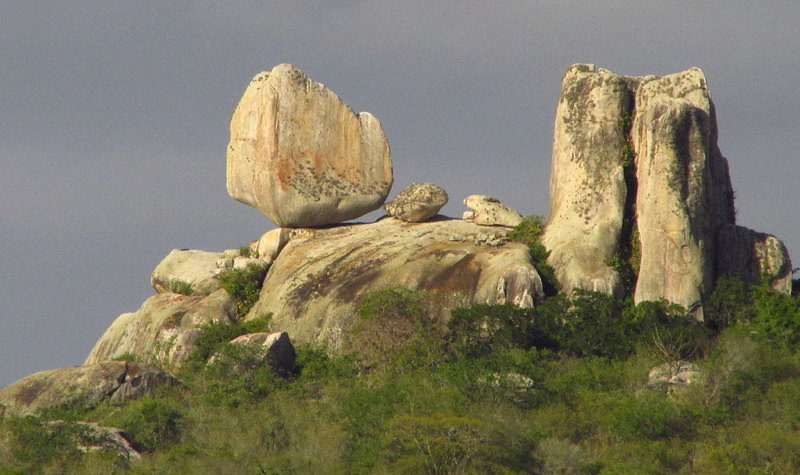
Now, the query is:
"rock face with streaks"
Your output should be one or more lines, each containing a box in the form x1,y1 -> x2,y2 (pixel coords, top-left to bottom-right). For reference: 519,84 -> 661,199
226,63 -> 393,227
541,65 -> 633,298
245,217 -> 543,350
0,362 -> 177,416
715,224 -> 793,294
543,64 -> 790,315
85,290 -> 238,366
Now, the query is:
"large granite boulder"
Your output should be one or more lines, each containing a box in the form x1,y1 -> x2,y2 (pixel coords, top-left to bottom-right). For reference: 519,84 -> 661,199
0,361 -> 177,416
245,218 -> 544,350
715,224 -> 793,293
85,290 -> 237,367
384,182 -> 448,222
226,63 -> 393,227
541,65 -> 633,297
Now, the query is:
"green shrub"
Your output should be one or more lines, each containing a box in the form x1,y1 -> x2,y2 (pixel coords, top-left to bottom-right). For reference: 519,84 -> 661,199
218,264 -> 267,316
626,299 -> 710,364
508,215 -> 561,295
747,281 -> 800,348
349,287 -> 441,371
107,397 -> 184,452
447,303 -> 562,359
382,414 -> 533,473
560,290 -> 633,359
612,393 -> 695,440
704,274 -> 754,331
4,415 -> 82,467
164,278 -> 194,296
239,245 -> 259,258
186,313 -> 272,366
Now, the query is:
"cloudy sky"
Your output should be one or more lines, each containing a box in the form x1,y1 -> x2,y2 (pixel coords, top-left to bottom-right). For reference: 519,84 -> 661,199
2,1 -> 798,386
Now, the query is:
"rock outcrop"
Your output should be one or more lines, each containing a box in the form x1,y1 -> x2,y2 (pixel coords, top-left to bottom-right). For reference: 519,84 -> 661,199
49,421 -> 142,462
541,65 -> 632,297
646,361 -> 704,394
226,63 -> 393,227
210,332 -> 296,377
543,64 -> 790,313
245,217 -> 543,350
151,249 -> 226,295
463,195 -> 523,227
151,248 -> 269,296
0,362 -> 177,415
384,182 -> 448,222
715,224 -> 793,293
85,289 -> 237,366
631,68 -> 735,314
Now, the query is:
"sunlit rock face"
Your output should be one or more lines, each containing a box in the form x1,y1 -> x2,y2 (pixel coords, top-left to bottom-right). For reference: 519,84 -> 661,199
226,63 -> 393,228
631,68 -> 735,314
542,64 -> 633,298
543,64 -> 789,315
246,218 -> 543,350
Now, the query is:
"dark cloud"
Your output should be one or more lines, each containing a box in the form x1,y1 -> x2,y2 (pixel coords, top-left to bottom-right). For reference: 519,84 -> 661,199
2,2 -> 798,386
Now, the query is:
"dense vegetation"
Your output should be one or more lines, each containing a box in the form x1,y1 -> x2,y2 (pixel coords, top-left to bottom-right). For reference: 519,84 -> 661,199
2,222 -> 799,473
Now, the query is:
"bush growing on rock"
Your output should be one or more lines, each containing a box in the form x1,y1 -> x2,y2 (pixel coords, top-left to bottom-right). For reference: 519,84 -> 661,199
218,263 -> 267,316
507,215 -> 560,295
349,287 -> 442,372
186,313 -> 272,366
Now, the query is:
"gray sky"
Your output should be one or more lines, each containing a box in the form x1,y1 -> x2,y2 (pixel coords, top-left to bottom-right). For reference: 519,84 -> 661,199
2,1 -> 798,386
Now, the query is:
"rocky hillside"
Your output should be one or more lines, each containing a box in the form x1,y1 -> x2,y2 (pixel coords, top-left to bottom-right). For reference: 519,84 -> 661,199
1,63 -> 792,421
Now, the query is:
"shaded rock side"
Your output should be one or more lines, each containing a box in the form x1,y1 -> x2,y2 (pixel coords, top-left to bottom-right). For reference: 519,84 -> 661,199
632,68 -> 735,312
716,224 -> 793,293
463,195 -> 523,227
226,63 -> 393,227
211,332 -> 296,377
541,64 -> 633,296
0,361 -> 177,416
85,289 -> 237,367
245,218 -> 544,350
384,182 -> 448,222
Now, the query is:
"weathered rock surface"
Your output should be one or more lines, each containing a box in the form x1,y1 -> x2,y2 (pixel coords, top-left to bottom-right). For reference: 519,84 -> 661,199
211,332 -> 296,377
646,361 -> 703,394
85,289 -> 237,366
254,227 -> 293,261
542,64 -> 789,313
151,249 -> 226,295
632,68 -> 735,313
49,421 -> 141,461
384,182 -> 448,222
715,224 -> 793,293
0,361 -> 177,415
542,64 -> 632,297
226,63 -> 393,227
246,217 -> 543,350
463,195 -> 523,227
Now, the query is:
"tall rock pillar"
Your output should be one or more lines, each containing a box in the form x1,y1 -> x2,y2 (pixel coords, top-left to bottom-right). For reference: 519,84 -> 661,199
541,65 -> 633,297
632,69 -> 735,314
543,64 -> 789,316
